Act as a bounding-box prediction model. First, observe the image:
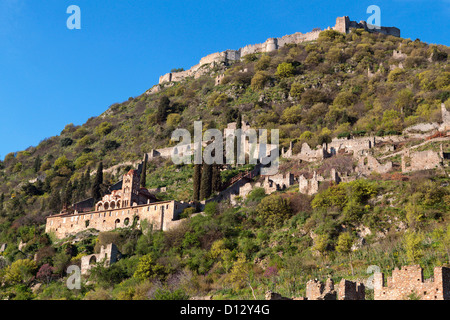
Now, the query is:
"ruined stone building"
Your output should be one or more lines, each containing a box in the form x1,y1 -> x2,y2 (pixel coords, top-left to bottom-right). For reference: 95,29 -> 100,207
374,265 -> 450,300
81,243 -> 122,275
45,169 -> 192,239
401,149 -> 443,173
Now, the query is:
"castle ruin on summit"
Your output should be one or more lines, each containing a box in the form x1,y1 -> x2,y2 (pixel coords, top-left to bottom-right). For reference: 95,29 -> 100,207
158,16 -> 400,85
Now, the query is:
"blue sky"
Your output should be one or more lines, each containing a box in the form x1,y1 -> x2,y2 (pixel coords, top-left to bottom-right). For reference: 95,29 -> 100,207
0,0 -> 449,159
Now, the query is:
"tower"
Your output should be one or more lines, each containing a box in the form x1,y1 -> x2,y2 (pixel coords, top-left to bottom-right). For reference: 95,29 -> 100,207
334,16 -> 350,34
121,170 -> 140,208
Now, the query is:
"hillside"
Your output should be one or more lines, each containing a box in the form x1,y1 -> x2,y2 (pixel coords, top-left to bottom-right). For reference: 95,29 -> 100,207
0,26 -> 450,300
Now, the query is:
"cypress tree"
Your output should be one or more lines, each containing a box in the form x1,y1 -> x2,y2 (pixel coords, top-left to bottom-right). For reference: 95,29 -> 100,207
92,162 -> 103,202
62,181 -> 73,208
235,112 -> 242,166
34,155 -> 42,173
0,193 -> 4,217
193,164 -> 202,201
140,154 -> 148,188
212,165 -> 221,192
199,162 -> 212,200
156,96 -> 170,124
49,190 -> 62,213
85,167 -> 91,190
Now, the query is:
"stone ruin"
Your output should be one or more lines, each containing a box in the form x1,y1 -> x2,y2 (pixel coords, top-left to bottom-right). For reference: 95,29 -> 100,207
374,265 -> 450,300
265,265 -> 450,300
298,168 -> 345,196
159,16 -> 400,85
356,154 -> 393,175
306,278 -> 337,300
81,243 -> 122,275
401,148 -> 443,173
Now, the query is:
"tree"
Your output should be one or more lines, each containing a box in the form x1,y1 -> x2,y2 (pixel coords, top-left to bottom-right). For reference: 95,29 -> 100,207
199,162 -> 212,200
276,62 -> 295,78
4,259 -> 37,285
193,164 -> 202,202
166,113 -> 181,127
36,264 -> 55,285
34,155 -> 42,173
49,190 -> 62,213
133,254 -> 165,281
95,122 -> 113,136
250,71 -> 269,90
156,96 -> 170,124
404,231 -> 425,264
62,181 -> 73,208
92,162 -> 103,202
256,195 -> 292,227
336,232 -> 354,275
281,105 -> 302,124
212,165 -> 221,193
140,154 -> 148,188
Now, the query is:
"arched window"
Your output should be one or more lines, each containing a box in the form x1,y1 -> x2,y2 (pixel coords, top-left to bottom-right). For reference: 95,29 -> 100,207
115,219 -> 120,229
124,218 -> 130,226
89,256 -> 97,265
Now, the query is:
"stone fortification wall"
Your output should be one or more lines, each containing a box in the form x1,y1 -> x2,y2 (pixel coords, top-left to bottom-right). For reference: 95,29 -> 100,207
374,265 -> 450,300
159,16 -> 400,85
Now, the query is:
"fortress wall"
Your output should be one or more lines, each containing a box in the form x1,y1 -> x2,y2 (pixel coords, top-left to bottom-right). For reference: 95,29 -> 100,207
159,16 -> 400,85
374,265 -> 450,300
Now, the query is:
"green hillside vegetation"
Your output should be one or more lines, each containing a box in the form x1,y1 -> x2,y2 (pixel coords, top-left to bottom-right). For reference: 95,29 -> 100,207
0,28 -> 449,300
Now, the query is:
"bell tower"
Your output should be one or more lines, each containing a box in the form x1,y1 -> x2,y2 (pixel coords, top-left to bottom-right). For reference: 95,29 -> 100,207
121,170 -> 139,208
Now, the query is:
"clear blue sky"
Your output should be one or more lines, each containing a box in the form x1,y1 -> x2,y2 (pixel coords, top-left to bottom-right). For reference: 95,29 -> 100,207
0,0 -> 449,159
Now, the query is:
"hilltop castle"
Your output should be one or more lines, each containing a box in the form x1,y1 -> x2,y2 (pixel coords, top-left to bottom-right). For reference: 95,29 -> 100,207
157,16 -> 400,85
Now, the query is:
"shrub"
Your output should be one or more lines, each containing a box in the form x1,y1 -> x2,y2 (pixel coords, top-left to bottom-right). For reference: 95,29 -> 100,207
166,113 -> 182,127
60,137 -> 73,147
95,122 -> 113,136
255,55 -> 271,71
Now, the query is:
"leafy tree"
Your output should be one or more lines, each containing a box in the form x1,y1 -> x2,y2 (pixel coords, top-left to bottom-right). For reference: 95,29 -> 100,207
336,232 -> 354,275
166,113 -> 181,127
256,194 -> 292,227
290,82 -> 305,99
133,254 -> 165,281
276,62 -> 295,78
4,259 -> 37,285
250,71 -> 269,90
404,231 -> 425,264
36,264 -> 55,285
281,105 -> 302,124
95,122 -> 113,136
255,55 -> 271,71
